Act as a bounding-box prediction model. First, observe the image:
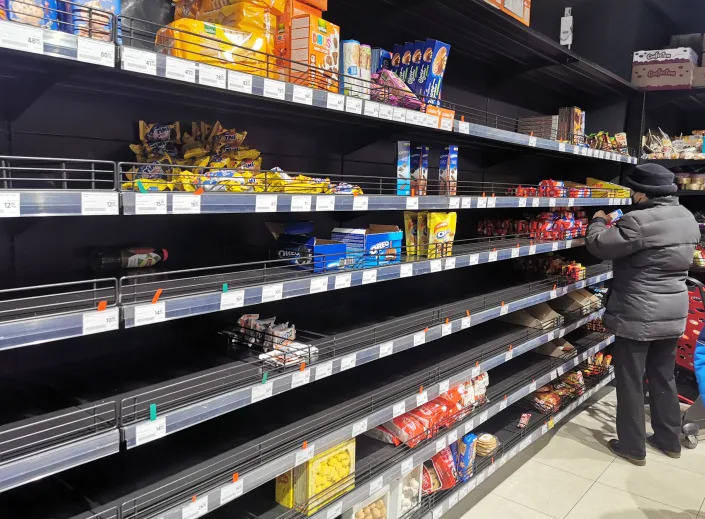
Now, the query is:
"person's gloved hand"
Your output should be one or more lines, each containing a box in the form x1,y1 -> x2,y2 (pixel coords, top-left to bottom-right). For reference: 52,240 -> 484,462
592,210 -> 608,221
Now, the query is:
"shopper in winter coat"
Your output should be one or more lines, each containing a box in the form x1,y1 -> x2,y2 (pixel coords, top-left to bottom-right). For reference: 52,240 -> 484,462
586,163 -> 700,465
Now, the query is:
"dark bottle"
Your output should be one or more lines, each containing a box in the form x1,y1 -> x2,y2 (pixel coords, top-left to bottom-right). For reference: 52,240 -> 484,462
90,248 -> 169,271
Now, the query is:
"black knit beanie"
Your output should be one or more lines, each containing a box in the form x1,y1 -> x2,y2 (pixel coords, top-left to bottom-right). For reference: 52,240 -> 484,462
624,163 -> 677,196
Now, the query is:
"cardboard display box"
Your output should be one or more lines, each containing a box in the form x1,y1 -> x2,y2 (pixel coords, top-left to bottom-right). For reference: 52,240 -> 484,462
633,47 -> 699,65
694,67 -> 705,87
331,225 -> 403,268
502,0 -> 530,26
632,62 -> 694,90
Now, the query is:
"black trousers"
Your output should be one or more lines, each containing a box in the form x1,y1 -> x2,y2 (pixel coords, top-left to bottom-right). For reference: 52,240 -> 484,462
613,336 -> 681,458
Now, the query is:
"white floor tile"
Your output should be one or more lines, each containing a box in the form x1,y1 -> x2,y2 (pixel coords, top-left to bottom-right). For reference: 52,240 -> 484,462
645,441 -> 705,476
533,433 -> 615,480
597,457 -> 705,513
492,459 -> 593,518
461,493 -> 554,519
565,482 -> 697,519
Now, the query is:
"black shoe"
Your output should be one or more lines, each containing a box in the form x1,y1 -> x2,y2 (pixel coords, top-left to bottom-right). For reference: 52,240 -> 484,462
608,439 -> 646,466
646,435 -> 681,458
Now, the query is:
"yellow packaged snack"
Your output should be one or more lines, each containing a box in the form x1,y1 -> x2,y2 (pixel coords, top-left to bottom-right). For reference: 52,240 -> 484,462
417,211 -> 429,258
174,0 -> 202,19
275,438 -> 355,515
200,0 -> 285,16
404,211 -> 419,256
427,212 -> 457,259
585,178 -> 630,198
139,121 -> 181,144
155,18 -> 276,79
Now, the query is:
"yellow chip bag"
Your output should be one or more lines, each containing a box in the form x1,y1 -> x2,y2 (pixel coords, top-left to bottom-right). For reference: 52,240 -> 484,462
427,212 -> 457,259
404,212 -> 419,256
417,212 -> 429,258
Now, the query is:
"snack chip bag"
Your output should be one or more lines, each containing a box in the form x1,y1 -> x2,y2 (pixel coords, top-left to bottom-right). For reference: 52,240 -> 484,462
417,211 -> 429,258
427,212 -> 457,259
404,211 -> 419,256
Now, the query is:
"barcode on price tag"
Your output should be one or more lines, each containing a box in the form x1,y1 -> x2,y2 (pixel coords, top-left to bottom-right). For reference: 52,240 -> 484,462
82,307 -> 119,335
81,192 -> 119,215
134,301 -> 166,327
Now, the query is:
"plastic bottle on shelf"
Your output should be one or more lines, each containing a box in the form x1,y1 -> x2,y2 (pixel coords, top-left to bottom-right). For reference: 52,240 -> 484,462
90,248 -> 168,271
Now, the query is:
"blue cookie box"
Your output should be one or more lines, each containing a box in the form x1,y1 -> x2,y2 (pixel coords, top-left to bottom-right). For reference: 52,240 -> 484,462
275,234 -> 347,273
331,226 -> 403,269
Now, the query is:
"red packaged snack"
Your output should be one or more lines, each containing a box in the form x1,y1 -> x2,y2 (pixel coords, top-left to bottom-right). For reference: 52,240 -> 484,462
365,425 -> 398,445
381,414 -> 428,448
408,401 -> 445,431
429,446 -> 458,490
422,464 -> 440,495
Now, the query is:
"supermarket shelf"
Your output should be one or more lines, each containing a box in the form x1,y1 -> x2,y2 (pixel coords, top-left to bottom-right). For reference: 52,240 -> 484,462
646,159 -> 705,168
677,191 -> 705,197
0,22 -> 637,165
0,279 -> 119,351
645,87 -> 705,113
247,333 -> 615,519
417,372 -> 615,519
120,191 -> 631,216
121,268 -> 612,448
119,236 -> 587,327
108,315 -> 608,519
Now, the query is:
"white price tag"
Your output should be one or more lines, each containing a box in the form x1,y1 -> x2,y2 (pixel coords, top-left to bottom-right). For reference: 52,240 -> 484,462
165,56 -> 196,83
432,507 -> 443,519
510,446 -> 518,459
255,194 -> 278,212
532,197 -> 540,207
476,472 -> 486,485
81,192 -> 118,215
290,195 -> 312,212
458,121 -> 470,134
573,145 -> 580,155
135,193 -> 167,215
445,257 -> 456,270
542,423 -> 549,435
251,381 -> 273,403
436,436 -> 447,453
549,197 -> 556,207
520,437 -> 531,450
327,501 -> 343,519
363,101 -> 380,118
82,307 -> 119,335
0,192 -> 20,217
182,496 -> 208,519
471,365 -> 481,378
550,288 -> 557,299
220,290 -> 244,311
291,369 -> 311,388
380,341 -> 394,358
505,349 -> 513,361
440,117 -> 453,131
488,250 -> 498,262
528,136 -> 538,147
461,197 -> 472,209
529,380 -> 538,393
296,444 -> 315,466
479,410 -> 489,423
362,269 -> 378,285
511,247 -> 520,258
441,323 -> 452,337
559,142 -> 566,152
340,354 -> 356,371
581,147 -> 588,156
378,104 -> 393,120
227,71 -> 253,94
220,480 -> 244,506
198,64 -> 226,89
565,239 -> 572,249
135,416 -> 167,446
461,316 -> 471,329
326,93 -> 345,111
557,365 -> 565,376
500,304 -> 509,316
417,390 -> 428,406
464,418 -> 475,434
573,357 -> 580,367
353,196 -> 369,211
413,331 -> 426,346
315,196 -> 336,211
518,197 -> 527,208
392,400 -> 405,417
406,197 -> 419,210
0,20 -> 43,53
552,242 -> 559,251
529,245 -> 537,255
315,361 -> 333,380
345,96 -> 363,114
335,272 -> 352,290
309,277 -> 328,294
134,302 -> 166,327
352,418 -> 368,437
292,85 -> 313,105
172,194 -> 201,214
469,254 -> 479,265
261,283 -> 283,302
262,78 -> 286,100
477,197 -> 487,208
447,429 -> 458,444
459,483 -> 469,499
122,47 -> 157,75
430,259 -> 442,273
76,37 -> 114,67
392,106 -> 407,123
547,331 -> 555,341
439,379 -> 450,394
449,197 -> 460,209
487,196 -> 496,208
400,264 -> 413,278
401,457 -> 414,475
369,476 -> 384,496
488,464 -> 497,477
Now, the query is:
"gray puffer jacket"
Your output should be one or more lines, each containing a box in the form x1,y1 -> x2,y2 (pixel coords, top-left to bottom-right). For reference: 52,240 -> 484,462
586,197 -> 700,341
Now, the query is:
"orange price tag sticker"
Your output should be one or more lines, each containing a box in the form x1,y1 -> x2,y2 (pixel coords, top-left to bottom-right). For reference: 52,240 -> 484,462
233,473 -> 239,483
152,288 -> 163,304
97,300 -> 107,312
194,187 -> 204,195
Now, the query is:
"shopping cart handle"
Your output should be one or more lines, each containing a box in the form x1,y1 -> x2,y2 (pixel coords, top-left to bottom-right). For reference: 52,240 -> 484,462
687,277 -> 705,302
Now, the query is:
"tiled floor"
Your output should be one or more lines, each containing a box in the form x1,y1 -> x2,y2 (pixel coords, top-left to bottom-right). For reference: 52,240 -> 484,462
461,389 -> 705,518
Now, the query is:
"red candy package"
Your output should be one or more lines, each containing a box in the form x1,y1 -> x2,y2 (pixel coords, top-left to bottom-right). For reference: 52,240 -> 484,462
381,413 -> 428,448
429,446 -> 458,490
408,400 -> 445,431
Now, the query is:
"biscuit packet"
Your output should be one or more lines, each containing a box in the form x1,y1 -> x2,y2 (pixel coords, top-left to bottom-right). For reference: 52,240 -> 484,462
417,212 -> 429,258
139,121 -> 181,145
404,211 -> 419,256
427,212 -> 457,259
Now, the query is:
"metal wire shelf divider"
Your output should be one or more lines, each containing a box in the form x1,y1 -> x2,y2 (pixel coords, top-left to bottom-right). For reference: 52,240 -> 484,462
0,156 -> 117,191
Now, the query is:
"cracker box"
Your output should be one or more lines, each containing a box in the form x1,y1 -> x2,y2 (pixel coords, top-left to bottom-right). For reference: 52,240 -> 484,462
389,465 -> 422,519
290,14 -> 340,92
397,140 -> 411,196
342,485 -> 390,519
501,0 -> 531,26
275,0 -> 323,81
397,41 -> 415,84
417,39 -> 450,104
631,62 -> 694,90
275,438 -> 355,515
331,225 -> 403,268
425,105 -> 456,130
405,40 -> 426,92
456,433 -> 478,482
391,43 -> 404,74
585,178 -> 630,198
411,144 -> 429,196
439,145 -> 459,196
633,47 -> 699,65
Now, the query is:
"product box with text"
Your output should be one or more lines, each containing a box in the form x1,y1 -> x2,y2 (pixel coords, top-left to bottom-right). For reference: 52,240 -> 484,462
331,225 -> 403,268
275,0 -> 324,81
397,140 -> 411,195
417,39 -> 451,104
290,14 -> 340,92
439,145 -> 459,196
